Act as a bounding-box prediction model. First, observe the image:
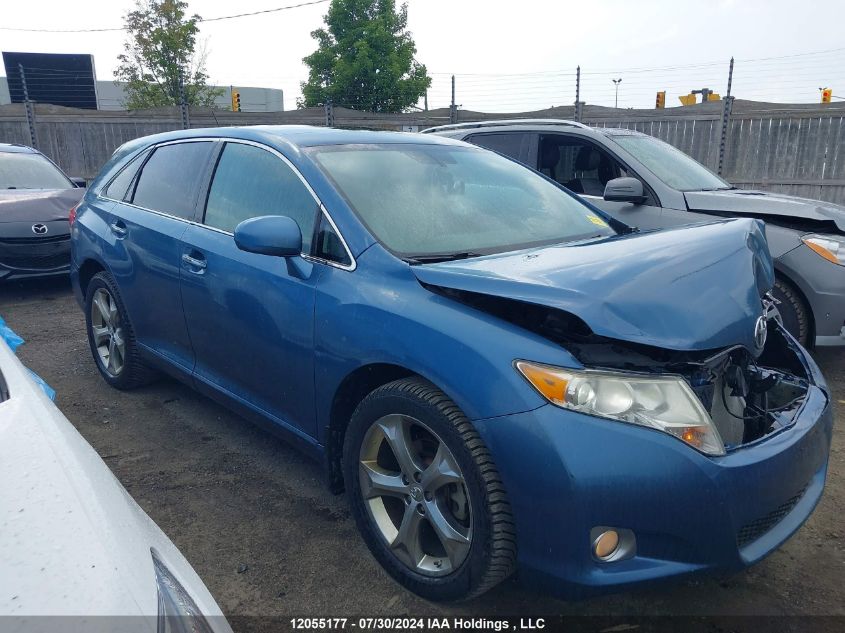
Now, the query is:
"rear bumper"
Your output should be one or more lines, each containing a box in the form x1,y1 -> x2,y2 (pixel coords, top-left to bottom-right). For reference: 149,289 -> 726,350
474,346 -> 833,598
70,262 -> 85,310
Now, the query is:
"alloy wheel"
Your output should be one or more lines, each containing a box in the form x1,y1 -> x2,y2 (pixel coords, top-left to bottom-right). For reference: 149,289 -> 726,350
90,287 -> 125,376
358,414 -> 472,577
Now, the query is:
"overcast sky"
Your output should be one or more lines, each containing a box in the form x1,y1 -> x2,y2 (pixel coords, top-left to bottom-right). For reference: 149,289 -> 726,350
2,0 -> 844,111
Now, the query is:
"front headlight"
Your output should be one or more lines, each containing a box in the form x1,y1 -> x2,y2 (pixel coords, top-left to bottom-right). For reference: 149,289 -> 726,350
516,361 -> 725,456
153,550 -> 215,633
802,233 -> 845,266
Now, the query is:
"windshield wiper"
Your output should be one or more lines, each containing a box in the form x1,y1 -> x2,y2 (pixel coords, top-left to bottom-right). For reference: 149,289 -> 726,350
405,251 -> 485,264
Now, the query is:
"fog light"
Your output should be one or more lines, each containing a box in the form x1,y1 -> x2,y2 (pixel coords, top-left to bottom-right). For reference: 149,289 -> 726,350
593,530 -> 620,559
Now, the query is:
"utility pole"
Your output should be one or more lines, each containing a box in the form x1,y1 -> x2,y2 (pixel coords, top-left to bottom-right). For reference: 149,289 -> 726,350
424,89 -> 428,112
450,75 -> 457,124
324,99 -> 334,127
18,64 -> 37,149
574,65 -> 583,122
178,69 -> 190,130
717,57 -> 735,176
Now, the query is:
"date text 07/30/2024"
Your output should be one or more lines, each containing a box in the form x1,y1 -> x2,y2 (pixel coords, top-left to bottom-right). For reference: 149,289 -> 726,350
289,617 -> 547,630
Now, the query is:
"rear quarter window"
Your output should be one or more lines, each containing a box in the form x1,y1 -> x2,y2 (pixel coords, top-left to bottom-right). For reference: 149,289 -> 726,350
103,150 -> 148,201
466,133 -> 530,162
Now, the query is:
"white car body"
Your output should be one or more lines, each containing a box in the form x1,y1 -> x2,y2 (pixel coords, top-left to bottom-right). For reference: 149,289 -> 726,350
0,338 -> 231,632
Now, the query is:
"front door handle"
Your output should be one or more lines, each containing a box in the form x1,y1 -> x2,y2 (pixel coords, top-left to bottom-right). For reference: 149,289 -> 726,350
181,253 -> 207,271
110,221 -> 127,237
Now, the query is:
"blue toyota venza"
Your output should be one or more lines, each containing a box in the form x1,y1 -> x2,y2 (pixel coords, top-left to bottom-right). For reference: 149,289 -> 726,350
70,126 -> 833,601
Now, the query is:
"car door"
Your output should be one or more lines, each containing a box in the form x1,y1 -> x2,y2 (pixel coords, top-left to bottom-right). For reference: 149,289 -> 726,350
107,140 -> 216,373
536,134 -> 669,230
179,140 -> 322,437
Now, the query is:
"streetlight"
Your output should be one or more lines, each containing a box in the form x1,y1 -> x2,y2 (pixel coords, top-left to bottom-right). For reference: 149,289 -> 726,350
612,78 -> 622,108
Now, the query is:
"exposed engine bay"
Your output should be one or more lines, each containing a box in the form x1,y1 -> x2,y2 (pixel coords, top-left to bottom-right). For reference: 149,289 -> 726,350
430,286 -> 811,449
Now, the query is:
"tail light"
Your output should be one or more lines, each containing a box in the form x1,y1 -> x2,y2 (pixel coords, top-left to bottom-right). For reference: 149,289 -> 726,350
69,203 -> 79,226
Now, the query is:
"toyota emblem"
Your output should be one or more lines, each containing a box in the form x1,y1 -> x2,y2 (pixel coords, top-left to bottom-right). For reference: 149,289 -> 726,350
754,315 -> 768,350
31,223 -> 48,235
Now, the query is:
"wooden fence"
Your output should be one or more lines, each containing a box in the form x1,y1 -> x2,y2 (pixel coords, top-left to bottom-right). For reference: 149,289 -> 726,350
586,100 -> 845,204
2,100 -> 845,205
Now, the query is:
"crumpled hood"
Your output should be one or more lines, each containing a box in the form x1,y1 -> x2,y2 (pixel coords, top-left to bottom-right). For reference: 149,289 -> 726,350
413,219 -> 774,352
685,189 -> 845,233
0,188 -> 84,224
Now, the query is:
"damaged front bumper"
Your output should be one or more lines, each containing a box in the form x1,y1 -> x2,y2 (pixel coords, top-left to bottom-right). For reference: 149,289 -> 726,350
473,330 -> 833,598
777,240 -> 845,346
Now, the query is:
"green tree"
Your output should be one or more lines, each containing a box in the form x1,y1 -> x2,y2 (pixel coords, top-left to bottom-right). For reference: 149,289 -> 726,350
115,0 -> 221,110
300,0 -> 430,112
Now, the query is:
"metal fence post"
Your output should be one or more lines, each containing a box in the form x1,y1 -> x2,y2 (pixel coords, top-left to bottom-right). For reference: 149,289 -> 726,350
574,65 -> 583,123
18,64 -> 38,149
450,75 -> 457,124
717,57 -> 735,176
178,70 -> 190,130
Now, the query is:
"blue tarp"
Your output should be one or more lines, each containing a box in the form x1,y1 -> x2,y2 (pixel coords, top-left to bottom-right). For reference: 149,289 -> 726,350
0,316 -> 56,400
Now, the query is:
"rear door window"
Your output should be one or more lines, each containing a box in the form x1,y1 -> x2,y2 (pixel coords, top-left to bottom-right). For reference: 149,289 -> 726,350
466,132 -> 531,162
131,142 -> 214,219
203,142 -> 318,253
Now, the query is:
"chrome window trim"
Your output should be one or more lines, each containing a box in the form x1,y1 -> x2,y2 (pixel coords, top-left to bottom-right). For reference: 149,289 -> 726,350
100,136 -> 357,272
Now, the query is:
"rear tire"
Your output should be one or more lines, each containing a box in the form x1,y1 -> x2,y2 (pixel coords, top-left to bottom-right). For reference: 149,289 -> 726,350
85,271 -> 156,389
771,277 -> 811,347
343,378 -> 517,602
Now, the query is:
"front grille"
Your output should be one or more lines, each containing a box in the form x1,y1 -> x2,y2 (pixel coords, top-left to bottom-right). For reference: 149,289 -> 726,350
736,485 -> 808,548
0,235 -> 69,245
0,235 -> 70,271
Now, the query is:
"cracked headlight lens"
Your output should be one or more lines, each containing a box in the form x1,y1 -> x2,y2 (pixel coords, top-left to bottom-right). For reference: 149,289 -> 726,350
802,233 -> 845,266
516,361 -> 725,456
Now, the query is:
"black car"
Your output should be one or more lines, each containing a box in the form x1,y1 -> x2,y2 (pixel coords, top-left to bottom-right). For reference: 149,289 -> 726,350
0,143 -> 84,281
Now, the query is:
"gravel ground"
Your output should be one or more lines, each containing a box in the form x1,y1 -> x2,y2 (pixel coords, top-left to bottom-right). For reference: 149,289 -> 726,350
1,277 -> 843,626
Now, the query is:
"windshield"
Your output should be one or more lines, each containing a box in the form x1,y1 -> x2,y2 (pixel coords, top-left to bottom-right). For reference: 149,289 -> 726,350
0,152 -> 73,190
606,134 -> 730,192
311,144 -> 615,259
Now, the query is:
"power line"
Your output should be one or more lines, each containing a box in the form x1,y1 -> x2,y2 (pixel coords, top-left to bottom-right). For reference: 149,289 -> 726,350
0,0 -> 330,33
201,0 -> 329,23
428,46 -> 845,79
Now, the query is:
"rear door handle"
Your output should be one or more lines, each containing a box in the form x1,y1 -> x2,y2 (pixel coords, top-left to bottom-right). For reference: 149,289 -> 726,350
181,252 -> 207,272
110,221 -> 127,237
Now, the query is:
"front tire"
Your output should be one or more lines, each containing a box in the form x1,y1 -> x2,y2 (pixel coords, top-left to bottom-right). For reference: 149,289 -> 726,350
85,271 -> 156,389
771,277 -> 811,347
343,378 -> 516,601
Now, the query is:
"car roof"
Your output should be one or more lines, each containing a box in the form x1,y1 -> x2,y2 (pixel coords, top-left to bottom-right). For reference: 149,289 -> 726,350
122,125 -> 469,150
423,120 -> 650,140
422,119 -> 591,134
0,143 -> 39,154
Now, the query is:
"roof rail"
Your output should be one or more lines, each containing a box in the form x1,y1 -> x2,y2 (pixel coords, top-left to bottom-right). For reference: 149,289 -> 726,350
421,118 -> 589,134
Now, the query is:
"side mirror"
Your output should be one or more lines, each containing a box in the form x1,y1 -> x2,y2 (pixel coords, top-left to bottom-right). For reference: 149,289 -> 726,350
71,177 -> 87,188
234,215 -> 302,257
603,177 -> 646,204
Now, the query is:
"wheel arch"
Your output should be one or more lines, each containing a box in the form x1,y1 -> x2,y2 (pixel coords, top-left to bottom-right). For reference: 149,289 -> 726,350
325,362 -> 419,493
77,258 -> 107,298
772,264 -> 816,345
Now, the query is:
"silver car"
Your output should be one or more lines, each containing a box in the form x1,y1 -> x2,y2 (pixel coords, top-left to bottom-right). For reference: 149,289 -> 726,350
425,120 -> 845,348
